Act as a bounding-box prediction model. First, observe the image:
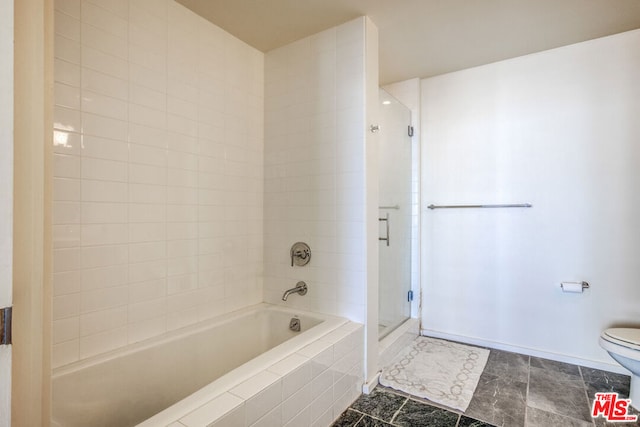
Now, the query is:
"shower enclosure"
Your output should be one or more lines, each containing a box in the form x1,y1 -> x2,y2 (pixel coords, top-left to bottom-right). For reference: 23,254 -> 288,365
378,88 -> 413,339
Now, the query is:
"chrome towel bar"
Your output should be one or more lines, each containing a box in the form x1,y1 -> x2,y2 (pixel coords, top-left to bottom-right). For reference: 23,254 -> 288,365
427,203 -> 532,210
379,205 -> 399,210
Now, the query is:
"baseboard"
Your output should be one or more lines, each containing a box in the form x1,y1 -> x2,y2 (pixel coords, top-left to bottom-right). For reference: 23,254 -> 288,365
421,329 -> 629,376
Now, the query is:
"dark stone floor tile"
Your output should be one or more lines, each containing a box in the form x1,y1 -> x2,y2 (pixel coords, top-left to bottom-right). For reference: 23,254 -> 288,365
350,388 -> 406,422
482,349 -> 530,383
352,341 -> 637,427
581,366 -> 629,386
593,401 -> 640,427
587,383 -> 631,403
464,373 -> 527,427
529,365 -> 585,389
526,406 -> 593,427
527,380 -> 592,422
457,415 -> 496,426
354,415 -> 394,426
392,399 -> 459,427
581,366 -> 631,399
332,409 -> 364,426
530,356 -> 581,377
377,385 -> 464,414
375,385 -> 416,400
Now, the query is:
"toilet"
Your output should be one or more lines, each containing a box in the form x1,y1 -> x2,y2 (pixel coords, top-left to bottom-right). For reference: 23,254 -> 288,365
600,328 -> 640,409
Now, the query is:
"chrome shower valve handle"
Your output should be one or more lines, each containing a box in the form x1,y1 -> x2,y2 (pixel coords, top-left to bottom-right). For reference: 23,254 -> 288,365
290,242 -> 311,267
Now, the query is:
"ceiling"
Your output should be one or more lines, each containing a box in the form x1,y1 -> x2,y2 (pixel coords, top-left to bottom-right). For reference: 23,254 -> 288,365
176,0 -> 640,85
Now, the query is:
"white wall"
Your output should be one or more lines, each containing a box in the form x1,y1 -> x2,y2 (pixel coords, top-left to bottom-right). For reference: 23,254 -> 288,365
0,0 -> 13,422
263,18 -> 371,323
52,0 -> 264,367
421,29 -> 640,367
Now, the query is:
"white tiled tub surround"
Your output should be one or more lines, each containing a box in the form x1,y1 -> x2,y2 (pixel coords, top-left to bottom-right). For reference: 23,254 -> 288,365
53,3 -> 369,425
52,0 -> 264,367
52,304 -> 363,426
263,18 -> 370,323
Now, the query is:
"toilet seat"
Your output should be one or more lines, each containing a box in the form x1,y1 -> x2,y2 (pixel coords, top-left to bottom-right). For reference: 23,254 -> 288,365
602,328 -> 640,351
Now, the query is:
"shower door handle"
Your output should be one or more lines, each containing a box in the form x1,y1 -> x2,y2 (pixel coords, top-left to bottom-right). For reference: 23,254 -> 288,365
379,214 -> 389,246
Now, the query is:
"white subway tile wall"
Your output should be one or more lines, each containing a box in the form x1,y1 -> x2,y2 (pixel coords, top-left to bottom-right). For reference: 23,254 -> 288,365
263,18 -> 368,323
52,0 -> 264,368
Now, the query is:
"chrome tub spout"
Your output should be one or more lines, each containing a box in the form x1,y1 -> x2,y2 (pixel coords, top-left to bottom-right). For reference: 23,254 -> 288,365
282,281 -> 308,301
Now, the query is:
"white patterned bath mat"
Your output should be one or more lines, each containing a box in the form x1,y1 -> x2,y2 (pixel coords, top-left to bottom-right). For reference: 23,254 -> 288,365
379,336 -> 489,411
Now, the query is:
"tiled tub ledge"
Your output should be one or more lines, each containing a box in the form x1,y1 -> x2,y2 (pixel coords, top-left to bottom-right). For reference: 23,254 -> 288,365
154,321 -> 364,427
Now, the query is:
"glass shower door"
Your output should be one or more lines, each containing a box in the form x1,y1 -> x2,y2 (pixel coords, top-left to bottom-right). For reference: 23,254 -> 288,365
378,88 -> 412,340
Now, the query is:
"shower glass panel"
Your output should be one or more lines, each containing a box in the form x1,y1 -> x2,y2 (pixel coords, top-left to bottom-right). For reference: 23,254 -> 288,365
378,88 -> 412,340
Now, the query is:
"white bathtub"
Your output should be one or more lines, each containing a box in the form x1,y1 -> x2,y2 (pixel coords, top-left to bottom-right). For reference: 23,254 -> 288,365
52,303 -> 364,427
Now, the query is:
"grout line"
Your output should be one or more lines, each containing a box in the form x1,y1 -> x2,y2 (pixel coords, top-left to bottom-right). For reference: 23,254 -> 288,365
347,407 -> 391,424
384,385 -> 462,415
578,366 -> 597,427
389,397 -> 408,425
346,408 -> 365,426
382,386 -> 481,426
524,355 -> 531,427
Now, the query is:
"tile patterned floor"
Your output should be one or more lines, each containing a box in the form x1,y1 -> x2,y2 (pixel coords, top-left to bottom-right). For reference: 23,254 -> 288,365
333,344 -> 640,427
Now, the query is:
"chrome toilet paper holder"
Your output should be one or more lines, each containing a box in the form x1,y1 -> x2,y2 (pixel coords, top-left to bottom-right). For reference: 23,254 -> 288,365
560,281 -> 590,291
